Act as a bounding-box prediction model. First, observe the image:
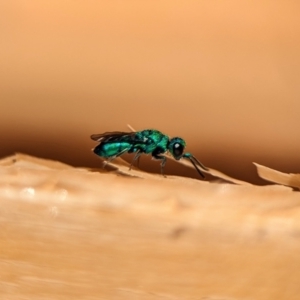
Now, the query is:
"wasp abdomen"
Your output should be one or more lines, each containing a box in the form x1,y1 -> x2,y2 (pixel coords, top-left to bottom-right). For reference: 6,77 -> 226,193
93,142 -> 131,158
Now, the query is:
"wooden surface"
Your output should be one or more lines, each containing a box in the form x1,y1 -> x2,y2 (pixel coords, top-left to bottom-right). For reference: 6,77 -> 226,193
1,154 -> 300,299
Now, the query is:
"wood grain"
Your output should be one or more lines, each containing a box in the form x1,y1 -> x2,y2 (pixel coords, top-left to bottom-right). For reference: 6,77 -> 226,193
1,154 -> 300,299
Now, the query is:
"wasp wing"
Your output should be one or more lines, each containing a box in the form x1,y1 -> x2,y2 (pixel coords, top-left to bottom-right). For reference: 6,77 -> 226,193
90,131 -> 134,142
91,131 -> 147,145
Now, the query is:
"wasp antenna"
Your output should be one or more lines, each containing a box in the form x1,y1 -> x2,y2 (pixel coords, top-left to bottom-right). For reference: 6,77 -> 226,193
188,157 -> 205,178
190,155 -> 209,171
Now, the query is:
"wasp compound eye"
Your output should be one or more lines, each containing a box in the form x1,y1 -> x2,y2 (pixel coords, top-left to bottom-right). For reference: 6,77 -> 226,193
173,142 -> 184,158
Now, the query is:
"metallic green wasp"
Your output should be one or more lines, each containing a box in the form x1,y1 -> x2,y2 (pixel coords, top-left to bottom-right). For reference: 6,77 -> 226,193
91,129 -> 208,178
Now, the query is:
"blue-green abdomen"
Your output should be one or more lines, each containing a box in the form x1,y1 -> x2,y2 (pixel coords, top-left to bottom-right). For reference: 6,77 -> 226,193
93,142 -> 131,158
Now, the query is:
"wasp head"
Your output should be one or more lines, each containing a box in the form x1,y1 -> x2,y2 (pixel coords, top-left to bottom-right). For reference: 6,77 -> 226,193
168,137 -> 186,160
169,137 -> 208,179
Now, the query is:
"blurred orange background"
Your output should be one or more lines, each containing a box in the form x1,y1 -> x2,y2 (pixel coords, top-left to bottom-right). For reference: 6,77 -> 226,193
1,1 -> 299,183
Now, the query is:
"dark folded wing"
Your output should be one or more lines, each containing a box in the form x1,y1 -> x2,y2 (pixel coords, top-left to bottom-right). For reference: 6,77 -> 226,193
90,131 -> 136,143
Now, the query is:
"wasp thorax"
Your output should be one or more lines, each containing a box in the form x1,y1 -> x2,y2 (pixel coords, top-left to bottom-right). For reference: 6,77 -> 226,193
168,137 -> 186,160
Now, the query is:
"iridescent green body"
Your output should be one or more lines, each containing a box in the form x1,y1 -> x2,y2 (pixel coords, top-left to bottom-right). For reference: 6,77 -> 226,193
91,129 -> 207,178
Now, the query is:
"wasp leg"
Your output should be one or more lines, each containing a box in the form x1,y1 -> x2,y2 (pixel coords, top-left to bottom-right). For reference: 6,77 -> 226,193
160,156 -> 167,177
136,156 -> 141,168
152,147 -> 167,177
102,157 -> 114,169
152,153 -> 167,177
129,150 -> 142,170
